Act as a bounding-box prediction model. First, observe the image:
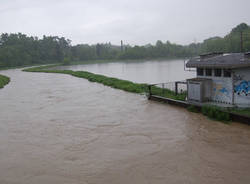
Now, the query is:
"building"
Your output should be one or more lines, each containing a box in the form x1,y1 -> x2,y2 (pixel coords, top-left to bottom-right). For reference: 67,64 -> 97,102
186,52 -> 250,107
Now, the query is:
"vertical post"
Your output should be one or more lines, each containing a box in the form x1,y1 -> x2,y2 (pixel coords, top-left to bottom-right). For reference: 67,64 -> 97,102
162,83 -> 164,95
121,40 -> 123,52
175,82 -> 178,95
184,60 -> 185,71
232,71 -> 235,105
148,85 -> 152,99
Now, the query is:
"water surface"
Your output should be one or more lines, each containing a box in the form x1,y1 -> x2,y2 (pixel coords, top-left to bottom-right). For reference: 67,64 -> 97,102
0,69 -> 250,184
55,59 -> 196,84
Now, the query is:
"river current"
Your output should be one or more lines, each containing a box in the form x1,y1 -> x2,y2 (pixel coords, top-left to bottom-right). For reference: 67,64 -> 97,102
0,67 -> 250,184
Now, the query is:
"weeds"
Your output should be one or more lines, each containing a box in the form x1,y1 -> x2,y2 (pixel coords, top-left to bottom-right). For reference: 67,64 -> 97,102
0,74 -> 10,89
187,105 -> 200,113
201,105 -> 231,122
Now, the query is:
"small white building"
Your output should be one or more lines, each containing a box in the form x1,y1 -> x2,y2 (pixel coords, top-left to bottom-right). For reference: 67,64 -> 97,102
186,52 -> 250,107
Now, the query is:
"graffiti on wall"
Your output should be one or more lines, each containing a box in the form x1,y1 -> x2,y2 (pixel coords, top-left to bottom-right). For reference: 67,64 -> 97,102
234,80 -> 250,96
233,74 -> 244,83
212,80 -> 231,102
233,73 -> 250,97
213,84 -> 229,96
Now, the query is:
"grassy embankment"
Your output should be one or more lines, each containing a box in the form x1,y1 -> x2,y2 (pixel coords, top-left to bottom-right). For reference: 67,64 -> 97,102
23,65 -> 186,101
230,108 -> 250,117
187,105 -> 231,123
188,104 -> 250,123
0,74 -> 10,89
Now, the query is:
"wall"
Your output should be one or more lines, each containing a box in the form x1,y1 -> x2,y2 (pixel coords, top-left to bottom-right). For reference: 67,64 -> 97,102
233,67 -> 250,107
211,77 -> 232,103
197,69 -> 233,104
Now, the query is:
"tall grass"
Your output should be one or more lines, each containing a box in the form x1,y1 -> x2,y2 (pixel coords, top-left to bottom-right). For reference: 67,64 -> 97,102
201,105 -> 231,122
0,74 -> 10,89
229,108 -> 250,117
149,85 -> 186,101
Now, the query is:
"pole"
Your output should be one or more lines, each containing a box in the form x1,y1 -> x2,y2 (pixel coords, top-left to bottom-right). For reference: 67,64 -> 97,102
121,40 -> 123,52
148,85 -> 152,99
232,71 -> 235,106
175,82 -> 178,95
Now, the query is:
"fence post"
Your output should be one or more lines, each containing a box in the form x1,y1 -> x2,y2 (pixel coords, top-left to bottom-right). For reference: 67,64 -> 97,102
162,83 -> 164,95
148,85 -> 152,99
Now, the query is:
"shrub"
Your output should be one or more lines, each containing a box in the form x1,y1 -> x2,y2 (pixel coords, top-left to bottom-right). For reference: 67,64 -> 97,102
201,105 -> 231,122
187,105 -> 199,113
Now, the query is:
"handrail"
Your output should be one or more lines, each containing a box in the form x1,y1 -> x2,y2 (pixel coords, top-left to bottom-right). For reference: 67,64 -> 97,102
148,81 -> 187,86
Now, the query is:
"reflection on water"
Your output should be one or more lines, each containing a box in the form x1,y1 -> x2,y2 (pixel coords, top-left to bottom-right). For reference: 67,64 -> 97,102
55,59 -> 196,84
0,69 -> 250,184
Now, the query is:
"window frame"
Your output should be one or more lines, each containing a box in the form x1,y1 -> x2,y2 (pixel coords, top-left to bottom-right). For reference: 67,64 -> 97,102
223,69 -> 231,78
197,68 -> 204,76
205,68 -> 212,76
214,68 -> 222,77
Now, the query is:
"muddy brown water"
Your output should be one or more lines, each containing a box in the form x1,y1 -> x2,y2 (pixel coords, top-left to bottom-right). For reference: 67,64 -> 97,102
0,69 -> 250,184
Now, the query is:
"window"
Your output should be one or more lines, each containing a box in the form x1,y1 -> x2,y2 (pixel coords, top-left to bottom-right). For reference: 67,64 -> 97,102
205,68 -> 212,76
214,69 -> 222,77
197,68 -> 204,76
223,69 -> 231,77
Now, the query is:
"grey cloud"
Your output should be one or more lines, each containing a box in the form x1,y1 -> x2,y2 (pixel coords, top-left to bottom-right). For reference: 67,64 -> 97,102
0,0 -> 250,45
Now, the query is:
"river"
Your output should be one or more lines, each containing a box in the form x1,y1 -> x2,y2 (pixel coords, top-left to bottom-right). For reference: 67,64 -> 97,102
0,64 -> 250,184
54,59 -> 195,84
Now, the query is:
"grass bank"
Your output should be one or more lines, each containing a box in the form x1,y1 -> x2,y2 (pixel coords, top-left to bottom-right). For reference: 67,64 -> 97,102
23,65 -> 186,100
187,105 -> 231,123
0,74 -> 10,89
229,108 -> 250,117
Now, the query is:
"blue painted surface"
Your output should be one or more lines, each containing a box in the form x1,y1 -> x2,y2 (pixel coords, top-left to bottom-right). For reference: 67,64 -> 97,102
234,80 -> 250,96
219,87 -> 229,95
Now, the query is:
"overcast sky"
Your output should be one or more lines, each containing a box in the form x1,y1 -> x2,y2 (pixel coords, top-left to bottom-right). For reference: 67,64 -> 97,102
1,0 -> 250,46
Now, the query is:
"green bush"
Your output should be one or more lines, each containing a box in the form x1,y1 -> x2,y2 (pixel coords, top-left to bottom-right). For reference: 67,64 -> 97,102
187,105 -> 199,113
201,105 -> 231,122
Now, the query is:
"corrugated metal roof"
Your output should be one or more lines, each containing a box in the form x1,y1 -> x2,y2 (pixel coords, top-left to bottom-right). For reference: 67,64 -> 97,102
186,53 -> 250,69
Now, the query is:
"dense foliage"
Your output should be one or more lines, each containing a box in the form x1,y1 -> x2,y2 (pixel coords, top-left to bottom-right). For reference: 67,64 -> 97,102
0,74 -> 10,88
1,23 -> 250,68
0,34 -> 71,67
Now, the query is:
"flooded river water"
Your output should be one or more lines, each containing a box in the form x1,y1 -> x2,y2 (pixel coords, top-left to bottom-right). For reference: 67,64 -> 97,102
54,59 -> 195,84
0,68 -> 250,184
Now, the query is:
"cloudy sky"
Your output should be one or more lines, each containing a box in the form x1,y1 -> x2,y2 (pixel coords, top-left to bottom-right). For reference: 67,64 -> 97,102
1,0 -> 250,46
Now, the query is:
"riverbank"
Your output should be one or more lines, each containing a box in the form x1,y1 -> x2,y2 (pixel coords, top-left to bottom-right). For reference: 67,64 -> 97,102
23,65 -> 186,100
0,74 -> 10,89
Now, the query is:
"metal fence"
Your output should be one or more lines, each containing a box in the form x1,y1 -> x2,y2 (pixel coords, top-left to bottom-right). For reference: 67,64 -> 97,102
147,80 -> 187,100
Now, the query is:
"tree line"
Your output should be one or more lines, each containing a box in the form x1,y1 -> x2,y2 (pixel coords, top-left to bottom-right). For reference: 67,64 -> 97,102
0,23 -> 250,68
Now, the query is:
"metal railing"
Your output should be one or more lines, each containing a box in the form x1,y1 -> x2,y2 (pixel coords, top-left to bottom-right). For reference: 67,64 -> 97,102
147,80 -> 187,101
